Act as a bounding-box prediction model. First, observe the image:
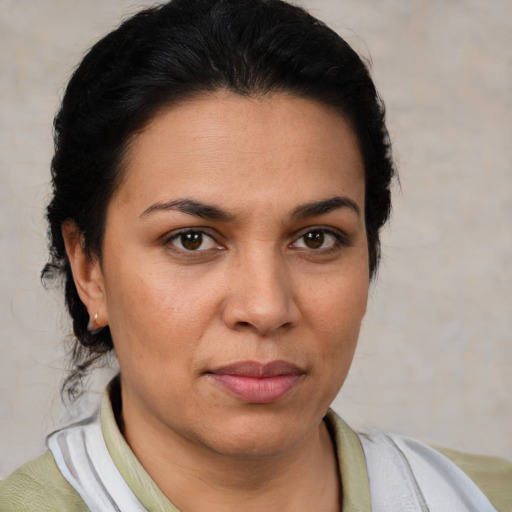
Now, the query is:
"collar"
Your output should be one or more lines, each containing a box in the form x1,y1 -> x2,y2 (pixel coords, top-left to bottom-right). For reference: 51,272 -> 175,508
101,378 -> 371,512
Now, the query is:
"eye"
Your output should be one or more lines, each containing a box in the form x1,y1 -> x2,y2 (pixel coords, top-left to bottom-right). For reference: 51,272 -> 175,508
292,229 -> 341,250
167,230 -> 220,252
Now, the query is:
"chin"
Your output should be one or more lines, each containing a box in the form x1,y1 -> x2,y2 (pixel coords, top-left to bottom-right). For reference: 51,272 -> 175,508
192,406 -> 318,459
206,431 -> 302,459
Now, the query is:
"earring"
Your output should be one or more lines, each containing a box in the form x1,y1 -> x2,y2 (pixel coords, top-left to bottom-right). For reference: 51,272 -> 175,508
87,312 -> 103,334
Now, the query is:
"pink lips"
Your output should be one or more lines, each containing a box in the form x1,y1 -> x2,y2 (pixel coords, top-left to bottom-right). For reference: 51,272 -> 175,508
208,360 -> 304,403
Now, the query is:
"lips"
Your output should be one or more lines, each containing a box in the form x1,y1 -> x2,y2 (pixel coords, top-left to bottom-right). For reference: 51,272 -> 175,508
207,360 -> 304,403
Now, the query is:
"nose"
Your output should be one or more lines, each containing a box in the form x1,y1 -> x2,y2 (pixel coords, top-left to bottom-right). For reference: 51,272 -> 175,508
221,251 -> 301,336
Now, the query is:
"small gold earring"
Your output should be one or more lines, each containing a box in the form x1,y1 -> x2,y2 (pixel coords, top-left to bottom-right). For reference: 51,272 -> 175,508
87,312 -> 102,334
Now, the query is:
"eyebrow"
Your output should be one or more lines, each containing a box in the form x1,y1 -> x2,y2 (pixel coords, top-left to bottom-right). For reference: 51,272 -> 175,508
291,195 -> 361,219
141,198 -> 235,221
141,195 -> 360,221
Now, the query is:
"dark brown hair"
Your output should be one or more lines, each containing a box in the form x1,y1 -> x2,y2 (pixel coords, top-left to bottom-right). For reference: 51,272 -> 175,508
43,0 -> 395,399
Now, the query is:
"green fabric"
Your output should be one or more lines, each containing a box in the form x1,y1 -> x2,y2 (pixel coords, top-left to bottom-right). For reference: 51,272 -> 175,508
0,450 -> 88,512
101,380 -> 179,511
1,386 -> 511,511
324,411 -> 372,511
434,444 -> 512,512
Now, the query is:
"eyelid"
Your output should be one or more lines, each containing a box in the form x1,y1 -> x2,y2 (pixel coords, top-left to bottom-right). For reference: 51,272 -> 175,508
161,225 -> 350,255
164,227 -> 225,251
291,226 -> 350,246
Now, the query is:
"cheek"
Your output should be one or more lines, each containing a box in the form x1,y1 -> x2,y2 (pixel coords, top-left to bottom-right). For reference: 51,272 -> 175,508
103,260 -> 222,366
304,261 -> 368,326
304,266 -> 368,367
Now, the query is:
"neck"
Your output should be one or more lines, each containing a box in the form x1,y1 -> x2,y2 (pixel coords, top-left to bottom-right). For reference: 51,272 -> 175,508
120,399 -> 340,512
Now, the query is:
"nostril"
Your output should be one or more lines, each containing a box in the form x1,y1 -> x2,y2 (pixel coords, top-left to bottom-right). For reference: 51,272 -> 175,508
234,319 -> 295,334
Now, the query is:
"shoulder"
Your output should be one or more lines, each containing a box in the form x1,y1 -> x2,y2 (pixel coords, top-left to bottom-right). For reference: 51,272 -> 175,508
354,423 -> 511,512
433,444 -> 512,512
0,450 -> 88,512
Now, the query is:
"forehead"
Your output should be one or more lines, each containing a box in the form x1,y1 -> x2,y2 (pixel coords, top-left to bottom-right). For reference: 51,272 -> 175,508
115,92 -> 365,215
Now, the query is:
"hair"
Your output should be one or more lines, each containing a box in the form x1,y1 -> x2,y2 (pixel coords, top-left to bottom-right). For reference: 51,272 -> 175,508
43,0 -> 395,400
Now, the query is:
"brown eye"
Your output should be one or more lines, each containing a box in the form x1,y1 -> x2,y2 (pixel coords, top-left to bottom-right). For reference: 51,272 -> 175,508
304,231 -> 325,249
181,232 -> 203,250
168,230 -> 219,252
292,229 -> 340,251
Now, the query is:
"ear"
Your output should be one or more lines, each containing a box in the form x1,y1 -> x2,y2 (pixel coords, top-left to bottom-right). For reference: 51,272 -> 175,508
62,220 -> 108,330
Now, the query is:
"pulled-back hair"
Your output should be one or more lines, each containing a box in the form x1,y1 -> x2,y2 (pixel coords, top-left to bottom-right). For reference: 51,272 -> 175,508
43,0 -> 395,399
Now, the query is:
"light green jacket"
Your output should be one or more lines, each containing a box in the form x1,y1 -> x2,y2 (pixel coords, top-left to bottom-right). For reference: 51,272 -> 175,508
1,387 -> 511,511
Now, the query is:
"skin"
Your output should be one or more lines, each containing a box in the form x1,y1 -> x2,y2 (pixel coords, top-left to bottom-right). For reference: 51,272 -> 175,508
64,92 -> 369,512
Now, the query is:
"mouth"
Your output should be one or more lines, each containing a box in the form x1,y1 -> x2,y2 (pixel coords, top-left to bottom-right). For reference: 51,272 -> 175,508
207,360 -> 305,404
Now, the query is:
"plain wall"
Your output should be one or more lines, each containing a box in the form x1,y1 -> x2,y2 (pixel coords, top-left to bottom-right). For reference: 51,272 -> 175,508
1,0 -> 511,478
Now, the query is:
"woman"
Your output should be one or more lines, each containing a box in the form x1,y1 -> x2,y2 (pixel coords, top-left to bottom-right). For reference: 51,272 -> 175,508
1,0 -> 510,510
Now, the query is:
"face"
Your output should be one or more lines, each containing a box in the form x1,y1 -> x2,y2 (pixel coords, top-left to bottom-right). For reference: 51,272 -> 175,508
94,92 -> 368,457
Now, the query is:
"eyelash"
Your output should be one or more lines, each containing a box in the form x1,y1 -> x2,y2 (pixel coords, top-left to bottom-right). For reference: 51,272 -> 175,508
290,227 -> 349,253
164,227 -> 349,255
165,229 -> 222,254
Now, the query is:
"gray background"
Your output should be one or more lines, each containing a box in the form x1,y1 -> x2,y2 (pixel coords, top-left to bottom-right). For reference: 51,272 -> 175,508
1,0 -> 511,478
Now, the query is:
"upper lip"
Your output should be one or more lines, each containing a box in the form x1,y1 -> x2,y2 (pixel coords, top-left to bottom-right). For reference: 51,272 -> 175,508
208,360 -> 304,377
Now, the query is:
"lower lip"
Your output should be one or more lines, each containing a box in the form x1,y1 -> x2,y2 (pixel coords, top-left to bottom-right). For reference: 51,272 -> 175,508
209,374 -> 302,403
